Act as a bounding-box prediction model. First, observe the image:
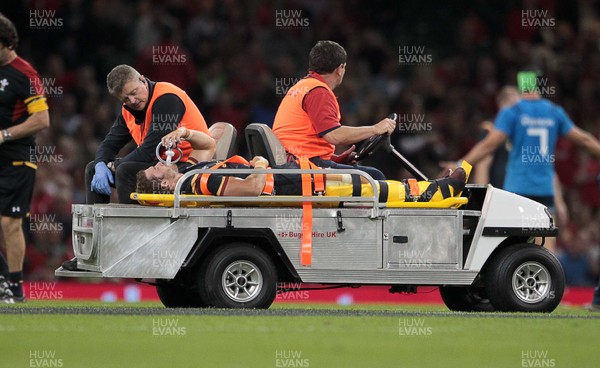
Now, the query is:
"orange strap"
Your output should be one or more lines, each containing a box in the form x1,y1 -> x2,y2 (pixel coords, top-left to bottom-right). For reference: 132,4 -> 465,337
293,159 -> 325,194
407,178 -> 420,199
299,157 -> 313,266
307,161 -> 325,194
262,172 -> 275,195
200,160 -> 229,194
199,155 -> 274,195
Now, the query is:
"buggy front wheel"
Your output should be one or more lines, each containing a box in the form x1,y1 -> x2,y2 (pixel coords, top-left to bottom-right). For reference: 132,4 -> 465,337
485,244 -> 564,312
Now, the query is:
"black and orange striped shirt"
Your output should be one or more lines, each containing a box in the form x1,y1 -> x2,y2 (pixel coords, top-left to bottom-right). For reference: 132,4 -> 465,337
0,56 -> 48,162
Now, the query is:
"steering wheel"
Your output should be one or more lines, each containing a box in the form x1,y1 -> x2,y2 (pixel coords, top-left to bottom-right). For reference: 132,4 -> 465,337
354,134 -> 390,161
354,114 -> 397,161
156,141 -> 183,165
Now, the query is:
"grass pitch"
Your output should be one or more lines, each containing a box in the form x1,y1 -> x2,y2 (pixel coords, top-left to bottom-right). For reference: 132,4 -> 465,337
1,301 -> 598,368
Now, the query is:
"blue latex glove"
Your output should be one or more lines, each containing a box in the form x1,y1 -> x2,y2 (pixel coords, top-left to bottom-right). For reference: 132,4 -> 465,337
91,162 -> 114,196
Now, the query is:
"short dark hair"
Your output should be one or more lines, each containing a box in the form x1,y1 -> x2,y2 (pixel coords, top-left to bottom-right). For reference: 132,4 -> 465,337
136,170 -> 172,194
308,40 -> 347,74
0,13 -> 18,50
106,64 -> 141,96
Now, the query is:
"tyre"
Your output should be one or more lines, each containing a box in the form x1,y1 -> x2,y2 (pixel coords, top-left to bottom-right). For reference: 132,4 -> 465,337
485,243 -> 564,312
197,242 -> 277,308
439,286 -> 495,312
156,282 -> 206,308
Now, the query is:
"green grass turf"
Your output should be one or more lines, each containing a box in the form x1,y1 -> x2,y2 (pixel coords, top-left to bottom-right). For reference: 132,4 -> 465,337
1,302 -> 598,368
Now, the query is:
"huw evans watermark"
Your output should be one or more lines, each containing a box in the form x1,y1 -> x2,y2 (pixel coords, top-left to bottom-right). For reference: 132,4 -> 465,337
30,78 -> 63,98
150,113 -> 182,132
28,282 -> 63,300
397,114 -> 432,133
151,181 -> 173,195
275,78 -> 302,96
521,9 -> 555,29
520,146 -> 554,165
29,214 -> 64,234
275,214 -> 308,233
152,250 -> 182,269
152,46 -> 187,65
30,146 -> 64,165
398,318 -> 432,336
274,144 -> 305,159
276,282 -> 309,301
152,317 -> 187,336
519,76 -> 556,97
29,10 -> 63,29
29,350 -> 63,367
521,350 -> 556,367
520,212 -> 552,231
398,46 -> 432,65
398,250 -> 432,268
520,204 -> 552,231
275,10 -> 309,29
275,350 -> 310,367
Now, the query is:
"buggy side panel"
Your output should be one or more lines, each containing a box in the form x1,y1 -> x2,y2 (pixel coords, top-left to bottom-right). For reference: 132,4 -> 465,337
72,204 -> 198,278
102,217 -> 198,278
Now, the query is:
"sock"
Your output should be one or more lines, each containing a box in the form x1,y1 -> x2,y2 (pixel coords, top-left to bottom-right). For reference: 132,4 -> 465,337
0,253 -> 8,279
8,271 -> 23,297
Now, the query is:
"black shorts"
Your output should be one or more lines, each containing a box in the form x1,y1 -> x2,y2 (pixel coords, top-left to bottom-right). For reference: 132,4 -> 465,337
0,162 -> 36,217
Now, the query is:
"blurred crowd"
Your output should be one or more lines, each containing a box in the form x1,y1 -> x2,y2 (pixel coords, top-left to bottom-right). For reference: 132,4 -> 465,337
1,0 -> 599,285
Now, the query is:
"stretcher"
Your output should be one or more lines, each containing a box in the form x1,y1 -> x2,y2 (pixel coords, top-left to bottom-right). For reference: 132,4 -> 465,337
131,159 -> 471,208
132,192 -> 468,208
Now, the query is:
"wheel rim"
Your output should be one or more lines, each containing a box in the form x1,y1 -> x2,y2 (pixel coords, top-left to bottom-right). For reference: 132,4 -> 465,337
221,260 -> 263,303
512,261 -> 551,304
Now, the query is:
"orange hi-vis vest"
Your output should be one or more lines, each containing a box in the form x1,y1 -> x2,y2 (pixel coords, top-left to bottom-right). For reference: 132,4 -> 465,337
122,82 -> 209,162
273,77 -> 341,160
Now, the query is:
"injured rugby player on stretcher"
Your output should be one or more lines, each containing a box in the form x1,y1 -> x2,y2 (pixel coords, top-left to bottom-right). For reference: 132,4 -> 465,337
136,129 -> 470,203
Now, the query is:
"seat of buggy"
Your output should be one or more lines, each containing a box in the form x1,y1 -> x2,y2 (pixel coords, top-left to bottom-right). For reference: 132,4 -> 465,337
209,122 -> 237,160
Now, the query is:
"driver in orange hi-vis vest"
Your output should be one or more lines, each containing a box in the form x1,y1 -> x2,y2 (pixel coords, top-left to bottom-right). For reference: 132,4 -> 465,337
273,40 -> 396,180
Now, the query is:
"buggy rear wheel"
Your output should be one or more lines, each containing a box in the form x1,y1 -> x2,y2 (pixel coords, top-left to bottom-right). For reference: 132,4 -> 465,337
197,242 -> 277,308
156,281 -> 206,308
439,286 -> 495,312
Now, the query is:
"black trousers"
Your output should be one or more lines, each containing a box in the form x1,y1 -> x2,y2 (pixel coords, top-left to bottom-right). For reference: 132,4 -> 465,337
85,161 -> 155,204
308,157 -> 386,180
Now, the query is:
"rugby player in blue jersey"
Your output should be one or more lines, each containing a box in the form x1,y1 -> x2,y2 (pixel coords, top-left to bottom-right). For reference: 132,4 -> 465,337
444,69 -> 600,253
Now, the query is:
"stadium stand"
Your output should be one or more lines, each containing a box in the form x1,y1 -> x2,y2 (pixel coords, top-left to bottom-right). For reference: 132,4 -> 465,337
0,0 -> 597,284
